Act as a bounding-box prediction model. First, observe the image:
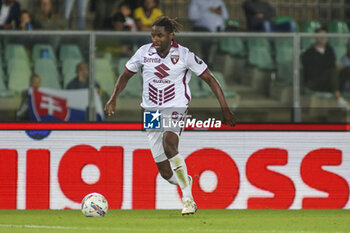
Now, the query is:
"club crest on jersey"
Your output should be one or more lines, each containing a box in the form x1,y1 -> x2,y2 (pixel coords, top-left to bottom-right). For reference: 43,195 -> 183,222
171,55 -> 179,65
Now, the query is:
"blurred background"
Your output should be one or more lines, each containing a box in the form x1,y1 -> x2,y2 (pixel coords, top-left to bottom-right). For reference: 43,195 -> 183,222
0,0 -> 349,123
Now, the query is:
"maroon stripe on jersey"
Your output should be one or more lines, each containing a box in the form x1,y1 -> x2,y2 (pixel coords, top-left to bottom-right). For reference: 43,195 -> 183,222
149,83 -> 157,91
164,83 -> 175,91
164,89 -> 175,97
149,92 -> 157,100
164,91 -> 175,99
164,87 -> 175,96
199,67 -> 209,77
124,65 -> 137,74
149,88 -> 157,96
149,97 -> 157,104
182,69 -> 190,103
163,95 -> 175,103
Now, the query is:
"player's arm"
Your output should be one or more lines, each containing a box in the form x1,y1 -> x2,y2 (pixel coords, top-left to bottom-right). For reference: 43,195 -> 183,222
200,70 -> 236,126
104,70 -> 134,116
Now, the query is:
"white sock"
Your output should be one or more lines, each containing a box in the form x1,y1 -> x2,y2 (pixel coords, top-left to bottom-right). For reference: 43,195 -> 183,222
168,153 -> 192,199
167,174 -> 179,185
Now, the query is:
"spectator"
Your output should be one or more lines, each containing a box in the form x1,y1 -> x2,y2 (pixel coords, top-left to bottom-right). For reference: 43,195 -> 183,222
16,74 -> 41,121
134,0 -> 163,31
243,0 -> 296,32
92,0 -> 119,30
66,62 -> 100,90
339,42 -> 350,94
302,28 -> 348,107
188,0 -> 228,32
62,0 -> 88,30
19,9 -> 33,30
0,0 -> 20,29
32,0 -> 68,30
110,1 -> 136,31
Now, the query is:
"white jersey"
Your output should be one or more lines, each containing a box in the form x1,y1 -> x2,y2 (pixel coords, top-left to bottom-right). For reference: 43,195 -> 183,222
125,40 -> 208,108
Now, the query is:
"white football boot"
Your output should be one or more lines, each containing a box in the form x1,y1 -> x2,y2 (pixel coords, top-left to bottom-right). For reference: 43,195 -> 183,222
181,175 -> 197,215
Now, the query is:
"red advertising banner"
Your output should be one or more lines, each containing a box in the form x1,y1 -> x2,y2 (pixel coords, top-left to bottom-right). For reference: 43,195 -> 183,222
0,123 -> 349,209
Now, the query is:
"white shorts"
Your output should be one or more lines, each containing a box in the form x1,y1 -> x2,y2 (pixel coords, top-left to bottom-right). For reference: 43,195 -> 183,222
146,107 -> 187,163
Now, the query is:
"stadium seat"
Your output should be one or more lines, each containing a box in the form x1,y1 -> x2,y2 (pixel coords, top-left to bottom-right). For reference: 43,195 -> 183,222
301,20 -> 322,33
248,39 -> 275,70
117,57 -> 129,75
275,39 -> 293,83
59,44 -> 83,62
32,44 -> 57,63
275,39 -> 293,63
62,58 -> 83,88
8,68 -> 31,93
95,58 -> 116,96
328,20 -> 349,62
219,37 -> 245,57
274,16 -> 299,32
328,20 -> 349,33
8,59 -> 31,76
189,73 -> 211,98
117,57 -> 142,97
0,65 -> 5,92
301,20 -> 322,51
5,44 -> 30,62
34,59 -> 61,89
125,73 -> 143,97
211,71 -> 237,98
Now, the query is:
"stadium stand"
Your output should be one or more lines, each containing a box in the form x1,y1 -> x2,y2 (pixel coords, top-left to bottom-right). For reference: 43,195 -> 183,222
34,59 -> 61,89
59,44 -> 83,62
95,58 -> 116,96
32,44 -> 57,63
0,63 -> 5,92
328,20 -> 349,62
247,38 -> 274,95
274,16 -> 299,31
117,57 -> 142,98
5,44 -> 29,63
301,20 -> 322,51
62,58 -> 83,88
189,73 -> 211,98
8,59 -> 31,93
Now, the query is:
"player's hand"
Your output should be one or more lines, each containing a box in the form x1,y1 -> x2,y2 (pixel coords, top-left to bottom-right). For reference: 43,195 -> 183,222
104,98 -> 116,117
222,109 -> 236,127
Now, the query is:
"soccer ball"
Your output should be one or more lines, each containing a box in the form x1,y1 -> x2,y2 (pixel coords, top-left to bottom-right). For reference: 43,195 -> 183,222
81,193 -> 108,217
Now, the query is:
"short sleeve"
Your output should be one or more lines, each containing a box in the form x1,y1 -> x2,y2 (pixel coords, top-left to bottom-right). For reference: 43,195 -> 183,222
125,48 -> 142,73
185,51 -> 208,77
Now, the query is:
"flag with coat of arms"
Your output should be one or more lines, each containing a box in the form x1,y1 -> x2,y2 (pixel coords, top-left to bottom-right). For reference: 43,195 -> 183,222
28,88 -> 104,121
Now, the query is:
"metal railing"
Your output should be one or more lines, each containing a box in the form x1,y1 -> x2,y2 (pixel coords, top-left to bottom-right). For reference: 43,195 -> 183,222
0,31 -> 349,122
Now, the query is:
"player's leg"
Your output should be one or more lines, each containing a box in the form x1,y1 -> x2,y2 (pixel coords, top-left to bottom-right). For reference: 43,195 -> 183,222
146,129 -> 179,185
163,131 -> 192,198
163,131 -> 196,215
156,159 -> 179,185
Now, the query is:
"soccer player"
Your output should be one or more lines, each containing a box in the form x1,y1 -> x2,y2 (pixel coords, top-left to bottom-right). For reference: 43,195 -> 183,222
104,16 -> 236,215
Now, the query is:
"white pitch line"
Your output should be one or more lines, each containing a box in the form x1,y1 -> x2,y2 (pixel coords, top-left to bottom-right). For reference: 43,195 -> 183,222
0,224 -> 78,230
0,224 -> 348,233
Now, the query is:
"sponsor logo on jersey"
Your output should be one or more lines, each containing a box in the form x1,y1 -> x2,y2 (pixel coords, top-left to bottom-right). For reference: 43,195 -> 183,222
171,55 -> 179,64
153,79 -> 171,84
154,63 -> 170,79
149,83 -> 175,106
144,57 -> 161,63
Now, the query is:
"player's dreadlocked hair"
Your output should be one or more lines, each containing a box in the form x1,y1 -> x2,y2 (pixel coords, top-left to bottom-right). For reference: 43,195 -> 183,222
152,16 -> 183,33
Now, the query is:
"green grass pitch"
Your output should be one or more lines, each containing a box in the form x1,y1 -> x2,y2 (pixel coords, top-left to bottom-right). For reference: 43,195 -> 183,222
0,209 -> 349,233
